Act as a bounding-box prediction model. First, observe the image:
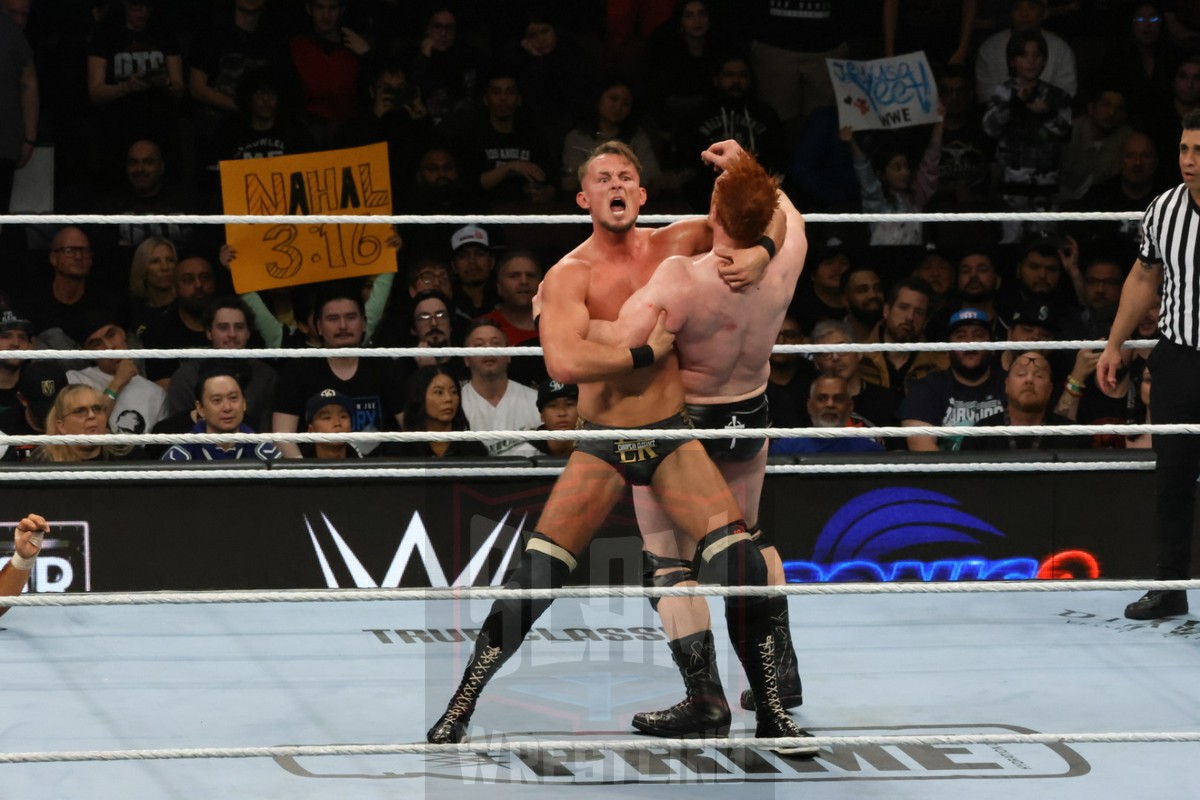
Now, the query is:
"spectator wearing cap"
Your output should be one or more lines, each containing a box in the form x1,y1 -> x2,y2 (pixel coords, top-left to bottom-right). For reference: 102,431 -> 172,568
64,308 -> 166,436
301,388 -> 362,459
995,236 -> 1077,325
790,236 -> 850,333
0,304 -> 34,415
449,224 -> 498,321
476,249 -> 542,346
858,277 -> 949,395
532,379 -> 578,456
162,364 -> 280,462
458,319 -> 540,458
899,308 -> 1007,451
963,350 -> 1093,451
1001,297 -> 1068,375
17,226 -> 123,352
0,360 -> 68,462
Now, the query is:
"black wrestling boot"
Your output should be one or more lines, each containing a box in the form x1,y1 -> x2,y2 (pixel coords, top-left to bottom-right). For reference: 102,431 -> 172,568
740,597 -> 803,711
737,631 -> 819,757
426,631 -> 507,744
631,630 -> 731,737
1125,590 -> 1189,620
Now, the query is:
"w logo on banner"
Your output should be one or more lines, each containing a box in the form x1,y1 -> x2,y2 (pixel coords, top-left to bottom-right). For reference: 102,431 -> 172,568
305,510 -> 527,588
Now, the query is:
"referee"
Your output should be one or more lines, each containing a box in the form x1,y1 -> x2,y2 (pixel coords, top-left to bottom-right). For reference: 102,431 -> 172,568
1098,108 -> 1200,620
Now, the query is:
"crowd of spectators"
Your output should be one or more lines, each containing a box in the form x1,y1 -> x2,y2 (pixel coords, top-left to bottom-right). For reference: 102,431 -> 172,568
0,0 -> 1189,461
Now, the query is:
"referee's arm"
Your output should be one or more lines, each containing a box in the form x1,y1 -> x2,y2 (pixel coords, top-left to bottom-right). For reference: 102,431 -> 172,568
1097,259 -> 1162,392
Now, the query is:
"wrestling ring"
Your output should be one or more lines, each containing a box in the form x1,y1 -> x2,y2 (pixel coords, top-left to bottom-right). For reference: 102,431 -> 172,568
2,209 -> 1198,799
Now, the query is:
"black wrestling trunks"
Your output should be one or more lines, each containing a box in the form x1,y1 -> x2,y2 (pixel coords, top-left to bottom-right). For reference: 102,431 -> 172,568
686,391 -> 770,462
575,409 -> 693,486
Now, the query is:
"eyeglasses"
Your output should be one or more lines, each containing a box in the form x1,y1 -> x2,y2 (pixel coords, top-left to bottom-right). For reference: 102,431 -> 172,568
416,310 -> 449,322
416,271 -> 448,284
53,247 -> 93,257
63,403 -> 105,420
1134,15 -> 1161,23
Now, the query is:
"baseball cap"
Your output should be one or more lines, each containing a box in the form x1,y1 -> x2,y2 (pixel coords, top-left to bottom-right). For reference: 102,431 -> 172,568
451,224 -> 490,252
0,306 -> 32,335
536,380 -> 578,411
65,307 -> 123,348
17,360 -> 69,424
1009,300 -> 1058,332
810,235 -> 852,266
948,307 -> 991,334
305,388 -> 356,424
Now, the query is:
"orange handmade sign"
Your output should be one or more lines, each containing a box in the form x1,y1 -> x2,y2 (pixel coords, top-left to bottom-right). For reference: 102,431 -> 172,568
219,143 -> 395,293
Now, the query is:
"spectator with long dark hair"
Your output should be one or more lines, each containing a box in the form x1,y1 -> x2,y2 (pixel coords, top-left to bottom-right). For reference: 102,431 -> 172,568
387,365 -> 488,459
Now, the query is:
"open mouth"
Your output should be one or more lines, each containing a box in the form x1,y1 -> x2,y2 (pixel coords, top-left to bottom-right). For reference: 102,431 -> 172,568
609,197 -> 626,212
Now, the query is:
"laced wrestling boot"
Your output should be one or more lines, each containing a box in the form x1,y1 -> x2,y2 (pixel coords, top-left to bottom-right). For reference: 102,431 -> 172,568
738,631 -> 819,757
426,632 -> 506,744
631,630 -> 732,737
740,597 -> 803,711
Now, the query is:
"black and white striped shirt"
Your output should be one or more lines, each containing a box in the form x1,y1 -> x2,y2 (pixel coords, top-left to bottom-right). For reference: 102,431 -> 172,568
1141,184 -> 1200,348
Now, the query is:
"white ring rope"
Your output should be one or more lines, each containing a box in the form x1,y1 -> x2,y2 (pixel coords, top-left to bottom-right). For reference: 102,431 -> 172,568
0,730 -> 1195,765
4,579 -> 1200,608
0,340 -> 1159,360
0,211 -> 1145,225
0,422 -> 1181,448
0,460 -> 1153,482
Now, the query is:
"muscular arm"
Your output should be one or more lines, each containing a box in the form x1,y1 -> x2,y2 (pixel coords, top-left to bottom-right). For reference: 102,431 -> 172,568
1097,260 -> 1163,391
588,258 -> 692,347
540,262 -> 672,384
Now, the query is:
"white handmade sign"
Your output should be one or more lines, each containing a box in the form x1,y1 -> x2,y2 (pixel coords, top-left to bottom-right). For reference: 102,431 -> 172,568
827,51 -> 941,131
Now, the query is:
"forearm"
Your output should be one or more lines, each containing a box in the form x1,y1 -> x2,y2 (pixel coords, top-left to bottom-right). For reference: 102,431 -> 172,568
20,65 -> 38,143
1107,265 -> 1161,348
480,163 -> 512,191
242,291 -> 285,349
188,69 -> 237,112
545,339 -> 649,385
882,0 -> 898,55
0,560 -> 31,615
364,272 -> 395,341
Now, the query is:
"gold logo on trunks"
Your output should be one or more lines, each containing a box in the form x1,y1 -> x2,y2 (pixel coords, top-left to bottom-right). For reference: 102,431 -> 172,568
614,439 -> 659,463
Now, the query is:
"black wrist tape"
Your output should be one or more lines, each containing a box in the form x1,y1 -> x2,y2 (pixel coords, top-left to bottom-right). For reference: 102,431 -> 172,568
756,235 -> 776,260
630,345 -> 655,369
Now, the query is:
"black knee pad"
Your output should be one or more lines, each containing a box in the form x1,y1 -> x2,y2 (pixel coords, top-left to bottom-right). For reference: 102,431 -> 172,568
642,551 -> 695,611
483,532 -> 576,652
692,521 -> 766,590
748,525 -> 774,552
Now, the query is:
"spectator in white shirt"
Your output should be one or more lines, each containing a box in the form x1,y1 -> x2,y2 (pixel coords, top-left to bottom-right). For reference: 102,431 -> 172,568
458,319 -> 540,457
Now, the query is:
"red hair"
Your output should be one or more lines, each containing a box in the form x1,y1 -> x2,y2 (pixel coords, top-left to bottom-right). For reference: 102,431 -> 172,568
711,151 -> 780,245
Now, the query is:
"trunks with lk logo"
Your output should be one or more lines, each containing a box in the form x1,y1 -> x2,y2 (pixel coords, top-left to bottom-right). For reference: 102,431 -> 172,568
575,409 -> 693,486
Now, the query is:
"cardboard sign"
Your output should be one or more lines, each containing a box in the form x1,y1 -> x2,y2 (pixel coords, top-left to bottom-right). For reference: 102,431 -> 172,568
219,143 -> 395,293
827,51 -> 941,131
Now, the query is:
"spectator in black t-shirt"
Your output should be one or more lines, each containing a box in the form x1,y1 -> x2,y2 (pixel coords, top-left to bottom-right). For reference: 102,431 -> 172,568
186,0 -> 289,170
765,314 -> 815,429
899,308 -> 1007,451
139,256 -> 215,386
0,303 -> 34,419
85,0 -> 183,166
0,360 -> 68,462
790,235 -> 851,334
19,226 -> 123,353
963,350 -> 1093,451
272,286 -> 405,458
451,69 -> 557,212
338,59 -> 433,197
